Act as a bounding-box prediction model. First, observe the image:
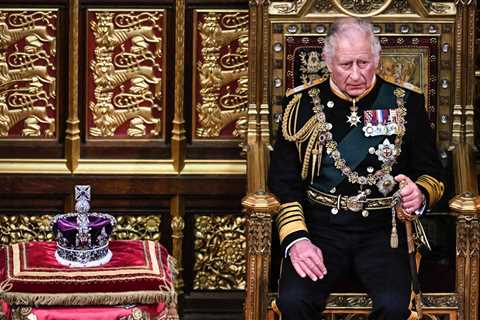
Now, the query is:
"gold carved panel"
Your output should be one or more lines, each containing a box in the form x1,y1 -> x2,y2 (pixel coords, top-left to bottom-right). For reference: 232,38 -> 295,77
0,215 -> 53,244
193,10 -> 249,139
86,9 -> 166,139
112,215 -> 161,241
193,215 -> 246,290
0,214 -> 161,244
0,9 -> 57,139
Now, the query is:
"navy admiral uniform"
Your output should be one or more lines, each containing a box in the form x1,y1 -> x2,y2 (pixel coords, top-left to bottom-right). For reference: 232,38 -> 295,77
268,75 -> 445,320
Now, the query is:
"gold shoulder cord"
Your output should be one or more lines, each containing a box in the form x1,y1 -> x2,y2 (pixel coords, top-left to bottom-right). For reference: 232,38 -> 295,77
281,91 -> 331,182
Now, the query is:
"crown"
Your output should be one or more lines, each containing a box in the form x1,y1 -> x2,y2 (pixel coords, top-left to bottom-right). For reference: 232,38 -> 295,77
51,185 -> 116,267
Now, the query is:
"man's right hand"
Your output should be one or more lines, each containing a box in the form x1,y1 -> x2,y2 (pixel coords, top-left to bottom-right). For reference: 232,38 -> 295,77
288,239 -> 327,281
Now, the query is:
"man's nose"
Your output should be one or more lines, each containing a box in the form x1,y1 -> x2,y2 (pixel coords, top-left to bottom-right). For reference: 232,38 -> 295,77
350,64 -> 361,80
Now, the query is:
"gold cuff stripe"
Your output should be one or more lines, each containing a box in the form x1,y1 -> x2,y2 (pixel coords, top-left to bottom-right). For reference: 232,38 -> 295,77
277,215 -> 305,230
279,202 -> 302,211
276,210 -> 303,224
277,207 -> 303,221
416,175 -> 444,207
276,202 -> 307,243
278,219 -> 308,243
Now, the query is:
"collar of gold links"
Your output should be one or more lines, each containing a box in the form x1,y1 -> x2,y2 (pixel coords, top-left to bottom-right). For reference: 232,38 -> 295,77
282,84 -> 407,192
323,87 -> 407,191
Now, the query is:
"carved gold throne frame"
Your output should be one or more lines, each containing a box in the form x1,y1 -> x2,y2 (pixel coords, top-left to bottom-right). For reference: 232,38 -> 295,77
242,0 -> 479,319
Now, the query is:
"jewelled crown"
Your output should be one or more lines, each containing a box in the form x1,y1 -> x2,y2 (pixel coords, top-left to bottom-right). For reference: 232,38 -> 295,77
51,185 -> 116,267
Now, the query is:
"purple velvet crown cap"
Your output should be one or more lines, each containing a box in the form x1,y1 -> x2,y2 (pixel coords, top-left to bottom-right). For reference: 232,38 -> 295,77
50,185 -> 116,267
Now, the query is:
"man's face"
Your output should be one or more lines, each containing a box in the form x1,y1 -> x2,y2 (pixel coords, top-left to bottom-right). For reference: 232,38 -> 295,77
325,33 -> 378,97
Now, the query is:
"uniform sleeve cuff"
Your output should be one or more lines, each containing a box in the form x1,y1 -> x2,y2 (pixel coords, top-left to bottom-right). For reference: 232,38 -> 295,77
276,201 -> 308,243
416,175 -> 445,208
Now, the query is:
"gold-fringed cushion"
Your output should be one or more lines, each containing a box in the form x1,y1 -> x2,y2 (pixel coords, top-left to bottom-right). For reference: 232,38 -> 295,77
0,240 -> 177,310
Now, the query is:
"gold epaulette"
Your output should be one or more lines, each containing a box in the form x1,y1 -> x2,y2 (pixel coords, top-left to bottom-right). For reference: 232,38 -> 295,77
285,77 -> 328,97
382,77 -> 423,94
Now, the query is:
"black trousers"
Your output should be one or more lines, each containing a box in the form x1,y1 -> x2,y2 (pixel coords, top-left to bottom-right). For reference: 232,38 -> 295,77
277,222 -> 411,320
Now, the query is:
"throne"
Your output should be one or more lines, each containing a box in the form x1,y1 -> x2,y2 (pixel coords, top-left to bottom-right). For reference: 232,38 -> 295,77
242,0 -> 479,319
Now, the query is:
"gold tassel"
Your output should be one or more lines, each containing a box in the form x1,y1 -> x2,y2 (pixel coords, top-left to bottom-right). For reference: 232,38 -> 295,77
311,151 -> 317,185
317,144 -> 323,177
390,207 -> 398,248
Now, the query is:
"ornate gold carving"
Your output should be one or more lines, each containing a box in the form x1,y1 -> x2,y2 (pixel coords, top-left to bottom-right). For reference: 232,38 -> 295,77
332,0 -> 393,17
88,11 -> 163,138
0,214 -> 164,244
247,213 -> 272,255
298,50 -> 328,85
312,0 -> 336,13
171,216 -> 185,239
170,196 -> 185,294
269,0 -> 308,14
65,0 -> 80,172
426,1 -> 453,14
193,215 -> 246,290
195,11 -> 249,138
172,0 -> 186,172
384,0 -> 414,13
327,294 -> 372,308
243,192 -> 278,320
113,215 -> 161,241
0,215 -> 53,244
0,10 -> 56,138
378,56 -> 419,87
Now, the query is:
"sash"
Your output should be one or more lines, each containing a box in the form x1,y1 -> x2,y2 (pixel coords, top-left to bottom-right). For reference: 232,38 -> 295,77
312,82 -> 409,192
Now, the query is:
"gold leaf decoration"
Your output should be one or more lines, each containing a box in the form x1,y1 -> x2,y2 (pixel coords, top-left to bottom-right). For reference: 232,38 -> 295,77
88,10 -> 164,138
193,215 -> 246,290
113,215 -> 161,241
0,214 -> 161,244
0,10 -> 57,138
0,215 -> 54,244
195,11 -> 249,138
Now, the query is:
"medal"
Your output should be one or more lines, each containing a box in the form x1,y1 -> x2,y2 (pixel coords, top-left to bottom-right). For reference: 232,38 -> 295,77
347,99 -> 362,127
377,174 -> 396,196
375,138 -> 397,162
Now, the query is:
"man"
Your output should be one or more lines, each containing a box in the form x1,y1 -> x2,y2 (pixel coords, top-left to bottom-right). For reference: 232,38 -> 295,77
268,18 -> 445,320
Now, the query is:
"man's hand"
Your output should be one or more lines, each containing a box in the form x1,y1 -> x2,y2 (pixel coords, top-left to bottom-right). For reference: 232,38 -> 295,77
394,174 -> 425,219
288,239 -> 327,281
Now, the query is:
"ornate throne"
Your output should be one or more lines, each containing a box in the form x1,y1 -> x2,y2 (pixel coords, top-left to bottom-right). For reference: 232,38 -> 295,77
242,0 -> 479,319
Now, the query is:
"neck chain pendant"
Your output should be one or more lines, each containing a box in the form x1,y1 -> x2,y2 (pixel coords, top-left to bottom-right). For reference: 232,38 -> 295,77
346,99 -> 362,127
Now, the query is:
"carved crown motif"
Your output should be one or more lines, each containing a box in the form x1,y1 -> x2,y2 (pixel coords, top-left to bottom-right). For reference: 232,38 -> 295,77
51,185 -> 116,267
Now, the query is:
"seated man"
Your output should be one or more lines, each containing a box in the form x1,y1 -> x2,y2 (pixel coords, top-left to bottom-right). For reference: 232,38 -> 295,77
268,17 -> 444,320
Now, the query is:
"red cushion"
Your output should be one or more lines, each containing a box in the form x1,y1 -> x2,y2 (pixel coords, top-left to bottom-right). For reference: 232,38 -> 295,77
2,302 -> 172,320
0,240 -> 176,307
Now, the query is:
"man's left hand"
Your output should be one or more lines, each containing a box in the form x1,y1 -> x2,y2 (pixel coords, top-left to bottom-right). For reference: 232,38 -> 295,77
394,174 -> 425,218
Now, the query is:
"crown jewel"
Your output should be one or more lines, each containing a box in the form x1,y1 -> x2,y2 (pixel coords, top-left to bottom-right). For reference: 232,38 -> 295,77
51,185 -> 116,267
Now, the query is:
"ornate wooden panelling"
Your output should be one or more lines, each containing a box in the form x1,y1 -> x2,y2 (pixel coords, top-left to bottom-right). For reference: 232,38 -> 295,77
0,214 -> 161,244
193,215 -> 246,290
0,9 -> 57,139
193,10 -> 249,139
86,9 -> 166,140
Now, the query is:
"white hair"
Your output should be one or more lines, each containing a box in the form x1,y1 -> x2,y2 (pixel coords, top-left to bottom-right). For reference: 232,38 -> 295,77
323,18 -> 381,64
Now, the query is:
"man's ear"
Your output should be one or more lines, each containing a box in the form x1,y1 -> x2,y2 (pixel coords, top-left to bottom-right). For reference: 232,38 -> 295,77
322,53 -> 333,73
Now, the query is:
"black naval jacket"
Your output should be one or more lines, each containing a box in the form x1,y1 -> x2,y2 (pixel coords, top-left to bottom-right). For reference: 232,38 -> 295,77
268,75 -> 445,254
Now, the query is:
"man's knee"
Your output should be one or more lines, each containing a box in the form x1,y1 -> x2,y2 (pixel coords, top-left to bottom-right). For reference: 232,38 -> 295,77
276,290 -> 326,318
372,294 -> 410,320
